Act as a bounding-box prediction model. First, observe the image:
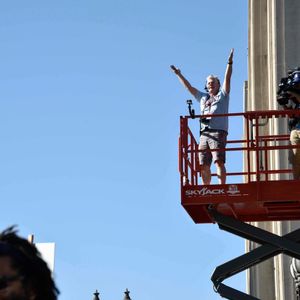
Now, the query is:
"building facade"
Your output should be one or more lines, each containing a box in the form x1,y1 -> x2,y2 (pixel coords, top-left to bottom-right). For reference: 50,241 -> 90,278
246,1 -> 300,299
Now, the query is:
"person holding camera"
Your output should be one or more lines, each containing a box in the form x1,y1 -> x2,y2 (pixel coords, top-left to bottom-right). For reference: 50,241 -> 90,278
279,70 -> 300,179
171,49 -> 234,185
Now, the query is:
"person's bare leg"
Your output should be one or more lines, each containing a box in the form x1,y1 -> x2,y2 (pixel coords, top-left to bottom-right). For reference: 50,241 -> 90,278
292,164 -> 300,179
292,155 -> 300,179
215,160 -> 226,184
200,164 -> 211,185
290,129 -> 300,179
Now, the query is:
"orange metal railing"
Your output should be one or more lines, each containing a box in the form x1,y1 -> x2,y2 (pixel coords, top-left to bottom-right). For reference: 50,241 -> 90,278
179,109 -> 300,188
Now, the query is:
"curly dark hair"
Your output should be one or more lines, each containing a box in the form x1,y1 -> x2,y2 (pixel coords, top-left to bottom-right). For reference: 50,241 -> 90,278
0,226 -> 59,300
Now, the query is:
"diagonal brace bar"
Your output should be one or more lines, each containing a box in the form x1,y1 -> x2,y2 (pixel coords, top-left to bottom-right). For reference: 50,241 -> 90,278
210,208 -> 300,259
207,208 -> 300,300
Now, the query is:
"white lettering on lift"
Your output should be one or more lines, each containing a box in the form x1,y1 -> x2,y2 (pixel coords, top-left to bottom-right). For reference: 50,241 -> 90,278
227,184 -> 240,195
186,188 -> 225,196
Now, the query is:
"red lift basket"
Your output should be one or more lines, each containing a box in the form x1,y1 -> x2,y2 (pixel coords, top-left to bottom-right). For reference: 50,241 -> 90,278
179,109 -> 300,223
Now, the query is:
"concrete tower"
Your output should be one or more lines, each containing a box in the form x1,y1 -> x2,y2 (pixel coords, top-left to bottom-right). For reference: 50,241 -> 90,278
246,1 -> 300,299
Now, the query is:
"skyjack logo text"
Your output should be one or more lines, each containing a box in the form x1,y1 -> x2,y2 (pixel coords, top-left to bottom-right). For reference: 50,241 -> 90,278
185,187 -> 225,196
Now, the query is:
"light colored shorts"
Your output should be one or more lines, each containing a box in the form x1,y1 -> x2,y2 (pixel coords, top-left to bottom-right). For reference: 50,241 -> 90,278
198,130 -> 228,166
290,129 -> 300,164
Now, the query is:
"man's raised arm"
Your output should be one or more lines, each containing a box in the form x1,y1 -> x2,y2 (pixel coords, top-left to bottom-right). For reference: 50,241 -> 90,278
170,65 -> 198,97
222,49 -> 234,94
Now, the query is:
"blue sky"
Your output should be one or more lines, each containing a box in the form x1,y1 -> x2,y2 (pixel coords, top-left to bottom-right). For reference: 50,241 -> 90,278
0,1 -> 248,299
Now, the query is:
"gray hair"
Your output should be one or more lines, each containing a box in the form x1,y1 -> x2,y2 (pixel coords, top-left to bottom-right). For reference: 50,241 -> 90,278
206,75 -> 220,85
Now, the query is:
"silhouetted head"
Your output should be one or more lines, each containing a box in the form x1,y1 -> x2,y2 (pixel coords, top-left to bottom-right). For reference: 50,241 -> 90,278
0,227 -> 59,300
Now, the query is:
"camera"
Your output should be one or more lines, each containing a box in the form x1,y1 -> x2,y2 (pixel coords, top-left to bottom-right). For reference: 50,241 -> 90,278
277,68 -> 300,130
186,99 -> 195,118
277,68 -> 300,106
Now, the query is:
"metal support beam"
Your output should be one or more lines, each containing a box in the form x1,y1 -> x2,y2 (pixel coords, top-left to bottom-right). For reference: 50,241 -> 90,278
208,208 -> 300,300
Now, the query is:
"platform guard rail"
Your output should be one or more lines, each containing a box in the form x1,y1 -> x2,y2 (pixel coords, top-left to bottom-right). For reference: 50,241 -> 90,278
179,109 -> 300,300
